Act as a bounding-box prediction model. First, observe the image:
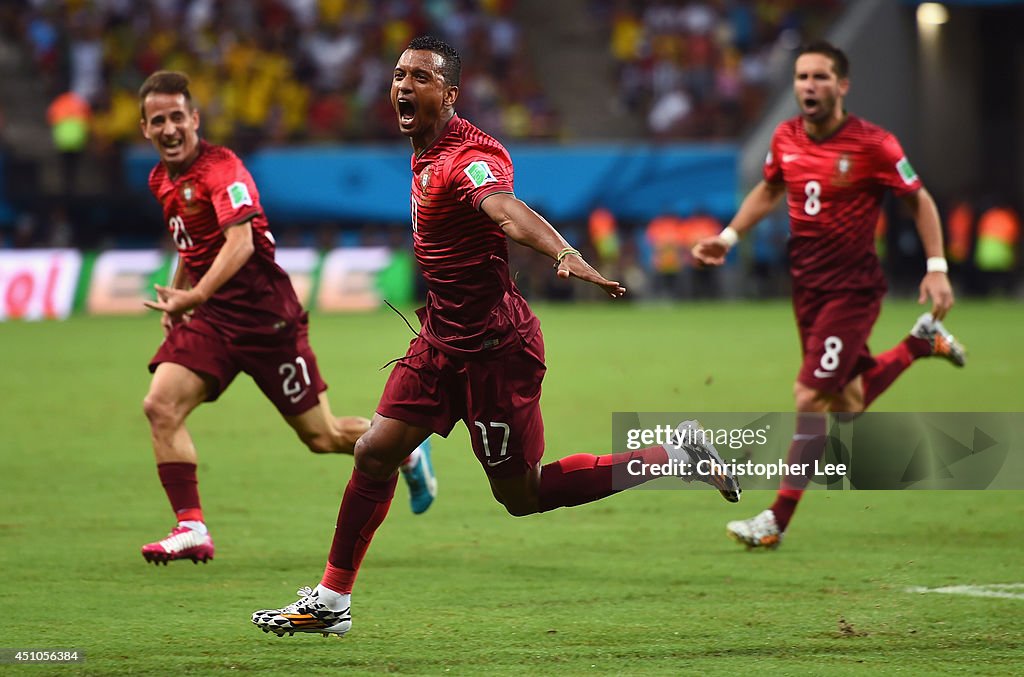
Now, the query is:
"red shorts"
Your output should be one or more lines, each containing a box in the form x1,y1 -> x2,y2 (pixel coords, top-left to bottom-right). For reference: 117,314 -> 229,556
149,314 -> 327,416
377,331 -> 547,479
793,287 -> 883,393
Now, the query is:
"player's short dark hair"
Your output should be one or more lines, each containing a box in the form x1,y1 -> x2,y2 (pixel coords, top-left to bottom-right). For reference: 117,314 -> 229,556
407,35 -> 461,87
139,70 -> 194,118
798,41 -> 850,79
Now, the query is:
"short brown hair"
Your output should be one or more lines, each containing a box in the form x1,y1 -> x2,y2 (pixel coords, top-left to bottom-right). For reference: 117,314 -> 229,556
139,70 -> 193,119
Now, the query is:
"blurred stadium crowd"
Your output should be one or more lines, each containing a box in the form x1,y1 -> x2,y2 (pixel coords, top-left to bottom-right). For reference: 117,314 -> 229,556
8,0 -> 844,154
17,0 -> 555,153
595,0 -> 840,137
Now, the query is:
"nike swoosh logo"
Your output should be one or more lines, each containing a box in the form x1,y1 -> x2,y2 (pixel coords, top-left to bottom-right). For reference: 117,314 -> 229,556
782,154 -> 799,162
486,456 -> 513,467
289,390 -> 308,403
813,369 -> 836,378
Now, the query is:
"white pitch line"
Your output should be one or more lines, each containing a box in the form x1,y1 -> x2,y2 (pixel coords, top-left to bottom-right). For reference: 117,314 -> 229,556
906,584 -> 1024,600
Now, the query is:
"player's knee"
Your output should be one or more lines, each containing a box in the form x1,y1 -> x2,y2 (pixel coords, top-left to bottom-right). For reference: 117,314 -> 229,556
832,391 -> 864,414
142,394 -> 181,429
793,383 -> 829,413
353,437 -> 399,479
353,435 -> 371,463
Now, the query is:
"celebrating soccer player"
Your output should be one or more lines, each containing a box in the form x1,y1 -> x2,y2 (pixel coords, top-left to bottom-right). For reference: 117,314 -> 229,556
251,36 -> 741,638
691,41 -> 967,550
137,71 -> 437,565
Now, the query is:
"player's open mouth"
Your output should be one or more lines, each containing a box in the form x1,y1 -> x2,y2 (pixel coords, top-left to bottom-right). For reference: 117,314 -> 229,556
397,98 -> 416,125
161,138 -> 184,150
803,98 -> 819,113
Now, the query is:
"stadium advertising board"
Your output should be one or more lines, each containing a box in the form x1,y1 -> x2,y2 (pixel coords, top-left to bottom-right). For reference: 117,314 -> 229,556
317,247 -> 393,312
0,247 -> 410,320
87,250 -> 172,315
0,249 -> 81,320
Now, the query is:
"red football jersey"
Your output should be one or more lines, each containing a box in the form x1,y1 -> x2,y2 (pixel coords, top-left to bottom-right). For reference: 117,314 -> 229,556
149,141 -> 304,339
409,115 -> 540,357
764,115 -> 922,291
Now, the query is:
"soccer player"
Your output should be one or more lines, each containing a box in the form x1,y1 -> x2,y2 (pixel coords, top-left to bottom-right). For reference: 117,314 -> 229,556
691,41 -> 967,550
251,36 -> 740,637
136,71 -> 437,565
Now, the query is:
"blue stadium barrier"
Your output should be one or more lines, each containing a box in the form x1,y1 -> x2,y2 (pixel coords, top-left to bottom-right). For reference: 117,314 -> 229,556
125,142 -> 739,224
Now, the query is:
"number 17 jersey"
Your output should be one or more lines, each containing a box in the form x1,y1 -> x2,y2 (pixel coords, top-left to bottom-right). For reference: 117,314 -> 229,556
764,115 -> 922,292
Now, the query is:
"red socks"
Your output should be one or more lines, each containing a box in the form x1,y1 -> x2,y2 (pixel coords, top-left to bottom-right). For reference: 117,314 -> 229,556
771,414 -> 828,532
769,489 -> 803,534
321,469 -> 397,594
157,462 -> 203,523
537,446 -> 669,512
862,335 -> 931,408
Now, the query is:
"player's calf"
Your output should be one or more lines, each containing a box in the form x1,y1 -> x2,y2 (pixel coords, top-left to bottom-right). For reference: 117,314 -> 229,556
297,415 -> 370,454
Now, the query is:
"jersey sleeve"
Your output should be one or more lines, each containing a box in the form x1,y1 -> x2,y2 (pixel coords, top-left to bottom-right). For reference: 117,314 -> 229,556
874,133 -> 922,197
762,125 -> 784,184
449,145 -> 515,210
204,154 -> 263,229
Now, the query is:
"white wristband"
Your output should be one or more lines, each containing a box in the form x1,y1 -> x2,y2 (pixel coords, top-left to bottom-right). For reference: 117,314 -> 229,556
719,227 -> 739,248
926,257 -> 948,273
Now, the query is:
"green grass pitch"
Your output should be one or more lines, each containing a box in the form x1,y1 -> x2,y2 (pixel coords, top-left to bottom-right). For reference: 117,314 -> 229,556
1,299 -> 1022,675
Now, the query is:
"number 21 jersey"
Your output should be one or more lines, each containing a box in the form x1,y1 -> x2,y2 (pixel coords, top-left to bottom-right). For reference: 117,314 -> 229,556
148,140 -> 303,339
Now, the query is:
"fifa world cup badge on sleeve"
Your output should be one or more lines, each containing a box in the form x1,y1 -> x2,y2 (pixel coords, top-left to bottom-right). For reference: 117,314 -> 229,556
464,161 -> 496,188
896,157 -> 918,185
227,181 -> 253,209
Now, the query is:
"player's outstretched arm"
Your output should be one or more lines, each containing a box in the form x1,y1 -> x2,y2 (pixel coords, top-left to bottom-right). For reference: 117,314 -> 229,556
481,193 -> 625,298
902,187 -> 954,320
145,220 -> 256,315
692,180 -> 786,266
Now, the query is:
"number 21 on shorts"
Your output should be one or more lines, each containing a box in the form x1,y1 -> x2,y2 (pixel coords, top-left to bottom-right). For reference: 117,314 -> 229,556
279,357 -> 311,403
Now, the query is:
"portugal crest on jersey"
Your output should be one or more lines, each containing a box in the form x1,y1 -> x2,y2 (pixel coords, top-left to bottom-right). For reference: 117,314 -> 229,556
833,153 -> 854,186
180,180 -> 202,214
418,165 -> 433,206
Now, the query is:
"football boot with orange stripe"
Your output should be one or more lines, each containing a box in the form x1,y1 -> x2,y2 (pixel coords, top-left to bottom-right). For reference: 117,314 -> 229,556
252,586 -> 352,637
727,509 -> 783,550
911,313 -> 967,367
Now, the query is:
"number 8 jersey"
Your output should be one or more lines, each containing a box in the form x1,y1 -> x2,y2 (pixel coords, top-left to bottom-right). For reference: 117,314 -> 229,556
148,140 -> 304,339
764,115 -> 923,292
